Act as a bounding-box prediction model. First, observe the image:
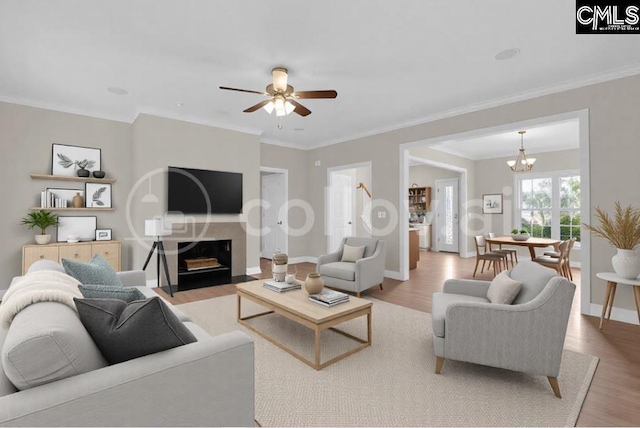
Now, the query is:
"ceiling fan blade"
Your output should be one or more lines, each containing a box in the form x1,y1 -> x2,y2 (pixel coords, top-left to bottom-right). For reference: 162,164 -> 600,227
219,86 -> 267,96
243,99 -> 272,113
293,90 -> 337,99
289,99 -> 311,117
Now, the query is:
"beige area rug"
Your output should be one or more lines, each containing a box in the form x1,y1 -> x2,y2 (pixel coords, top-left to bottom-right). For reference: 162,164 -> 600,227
179,295 -> 598,427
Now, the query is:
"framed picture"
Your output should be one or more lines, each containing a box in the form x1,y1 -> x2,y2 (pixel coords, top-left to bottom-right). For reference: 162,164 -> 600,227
57,216 -> 97,242
482,194 -> 503,214
85,183 -> 112,208
95,228 -> 112,241
51,144 -> 101,177
47,188 -> 83,207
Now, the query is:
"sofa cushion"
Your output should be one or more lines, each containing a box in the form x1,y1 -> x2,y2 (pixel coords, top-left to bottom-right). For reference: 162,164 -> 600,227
135,286 -> 191,322
74,297 -> 197,364
318,262 -> 356,281
341,245 -> 366,262
27,259 -> 67,275
487,271 -> 522,304
431,292 -> 489,338
62,254 -> 123,287
1,302 -> 107,390
344,237 -> 378,258
78,284 -> 146,302
508,261 -> 558,304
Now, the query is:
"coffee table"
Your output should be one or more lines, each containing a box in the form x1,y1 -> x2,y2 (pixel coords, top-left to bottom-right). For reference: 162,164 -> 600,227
236,280 -> 372,370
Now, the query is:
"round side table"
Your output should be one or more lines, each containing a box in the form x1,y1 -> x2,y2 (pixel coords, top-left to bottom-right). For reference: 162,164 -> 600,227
595,272 -> 640,330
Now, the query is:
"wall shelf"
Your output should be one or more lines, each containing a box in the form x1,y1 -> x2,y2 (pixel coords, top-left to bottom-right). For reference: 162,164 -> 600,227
30,207 -> 116,211
30,173 -> 116,184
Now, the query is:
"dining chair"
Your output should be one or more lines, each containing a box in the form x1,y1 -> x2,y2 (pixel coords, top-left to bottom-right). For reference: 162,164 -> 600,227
533,240 -> 570,278
486,232 -> 518,268
543,238 -> 576,280
473,235 -> 508,277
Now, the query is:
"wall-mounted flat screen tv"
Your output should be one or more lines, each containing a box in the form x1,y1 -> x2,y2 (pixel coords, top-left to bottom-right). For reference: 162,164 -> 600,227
167,166 -> 243,214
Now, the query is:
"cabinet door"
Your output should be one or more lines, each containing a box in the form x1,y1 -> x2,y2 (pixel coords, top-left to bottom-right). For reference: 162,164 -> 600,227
92,243 -> 121,271
59,245 -> 92,264
23,246 -> 59,274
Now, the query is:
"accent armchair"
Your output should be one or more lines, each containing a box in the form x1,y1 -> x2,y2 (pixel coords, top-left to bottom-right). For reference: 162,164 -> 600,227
431,261 -> 575,398
317,237 -> 386,297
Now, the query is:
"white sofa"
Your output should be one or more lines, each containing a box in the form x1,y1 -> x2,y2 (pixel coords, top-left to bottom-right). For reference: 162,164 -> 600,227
0,260 -> 254,427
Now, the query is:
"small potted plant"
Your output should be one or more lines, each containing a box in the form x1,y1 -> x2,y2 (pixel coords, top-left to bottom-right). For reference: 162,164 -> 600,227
583,202 -> 640,279
21,210 -> 59,245
511,228 -> 530,241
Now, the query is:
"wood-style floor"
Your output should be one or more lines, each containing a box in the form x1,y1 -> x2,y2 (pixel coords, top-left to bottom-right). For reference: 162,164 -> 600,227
156,251 -> 640,427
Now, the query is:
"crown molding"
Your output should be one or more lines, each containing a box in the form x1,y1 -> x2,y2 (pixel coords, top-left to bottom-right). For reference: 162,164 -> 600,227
259,137 -> 308,150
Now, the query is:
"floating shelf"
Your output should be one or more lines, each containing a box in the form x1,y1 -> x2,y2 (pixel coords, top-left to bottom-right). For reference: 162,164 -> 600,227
30,174 -> 116,184
30,207 -> 116,211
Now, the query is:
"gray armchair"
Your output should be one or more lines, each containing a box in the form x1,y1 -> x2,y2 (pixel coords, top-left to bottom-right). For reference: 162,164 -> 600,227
431,261 -> 575,398
317,237 -> 386,297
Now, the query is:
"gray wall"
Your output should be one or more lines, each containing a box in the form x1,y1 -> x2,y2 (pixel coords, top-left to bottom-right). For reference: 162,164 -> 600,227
0,102 -> 133,284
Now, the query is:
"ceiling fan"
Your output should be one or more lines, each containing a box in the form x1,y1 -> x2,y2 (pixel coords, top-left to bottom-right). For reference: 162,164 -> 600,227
219,67 -> 337,117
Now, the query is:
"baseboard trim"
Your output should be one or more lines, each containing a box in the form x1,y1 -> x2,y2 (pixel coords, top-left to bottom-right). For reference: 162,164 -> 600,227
461,251 -> 476,259
588,303 -> 639,325
384,270 -> 403,280
289,256 -> 318,264
246,266 -> 262,275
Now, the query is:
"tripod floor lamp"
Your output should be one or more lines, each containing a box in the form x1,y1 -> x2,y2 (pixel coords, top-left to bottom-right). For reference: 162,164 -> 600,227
142,219 -> 173,297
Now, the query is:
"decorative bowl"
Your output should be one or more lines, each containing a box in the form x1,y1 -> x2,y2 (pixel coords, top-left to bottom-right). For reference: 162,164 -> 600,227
92,170 -> 106,179
76,169 -> 90,178
511,233 -> 530,241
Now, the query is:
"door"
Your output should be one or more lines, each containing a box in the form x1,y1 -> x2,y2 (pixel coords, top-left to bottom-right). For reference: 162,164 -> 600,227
329,172 -> 354,252
436,178 -> 459,253
261,173 -> 287,258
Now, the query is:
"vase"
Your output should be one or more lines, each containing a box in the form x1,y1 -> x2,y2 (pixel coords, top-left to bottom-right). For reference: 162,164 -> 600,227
72,192 -> 84,208
35,234 -> 51,245
92,170 -> 106,179
304,272 -> 324,294
611,248 -> 640,279
77,168 -> 90,178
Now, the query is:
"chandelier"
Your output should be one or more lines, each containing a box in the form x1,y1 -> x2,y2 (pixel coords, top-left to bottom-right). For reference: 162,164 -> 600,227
507,131 -> 536,172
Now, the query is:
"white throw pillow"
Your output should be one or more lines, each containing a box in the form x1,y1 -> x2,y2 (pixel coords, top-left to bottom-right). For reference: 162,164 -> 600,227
341,245 -> 366,263
487,271 -> 523,304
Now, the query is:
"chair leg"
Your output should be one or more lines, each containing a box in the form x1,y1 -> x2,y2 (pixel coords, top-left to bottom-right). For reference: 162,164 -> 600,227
356,292 -> 361,298
481,259 -> 487,273
473,259 -> 480,277
510,253 -> 515,268
435,357 -> 445,374
514,251 -> 519,263
547,376 -> 562,398
567,262 -> 573,281
379,283 -> 384,290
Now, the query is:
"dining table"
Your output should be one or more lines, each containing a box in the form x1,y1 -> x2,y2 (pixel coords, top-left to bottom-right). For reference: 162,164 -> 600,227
485,236 -> 561,259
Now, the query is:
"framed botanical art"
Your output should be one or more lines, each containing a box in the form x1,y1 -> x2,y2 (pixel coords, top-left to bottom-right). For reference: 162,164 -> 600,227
95,228 -> 112,241
85,183 -> 112,208
57,216 -> 97,242
482,193 -> 503,214
51,144 -> 101,177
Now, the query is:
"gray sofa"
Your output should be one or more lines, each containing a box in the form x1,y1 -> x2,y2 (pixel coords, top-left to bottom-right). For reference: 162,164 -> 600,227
0,260 -> 254,426
431,261 -> 575,398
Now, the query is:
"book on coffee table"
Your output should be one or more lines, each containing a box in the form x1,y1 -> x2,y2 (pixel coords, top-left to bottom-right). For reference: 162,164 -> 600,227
263,280 -> 301,293
308,296 -> 349,307
308,289 -> 350,305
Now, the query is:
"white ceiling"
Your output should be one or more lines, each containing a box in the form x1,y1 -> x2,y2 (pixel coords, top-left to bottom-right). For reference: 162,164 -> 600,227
427,119 -> 580,160
1,1 -> 639,149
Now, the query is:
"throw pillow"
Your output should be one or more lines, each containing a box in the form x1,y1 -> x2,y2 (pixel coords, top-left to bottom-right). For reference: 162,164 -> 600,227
487,271 -> 523,304
341,244 -> 366,262
78,284 -> 146,303
74,297 -> 197,364
62,254 -> 123,287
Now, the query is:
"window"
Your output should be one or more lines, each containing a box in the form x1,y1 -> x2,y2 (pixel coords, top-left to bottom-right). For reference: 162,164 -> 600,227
516,171 -> 581,243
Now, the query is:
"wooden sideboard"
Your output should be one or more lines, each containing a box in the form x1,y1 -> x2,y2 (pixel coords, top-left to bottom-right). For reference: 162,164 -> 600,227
22,240 -> 121,274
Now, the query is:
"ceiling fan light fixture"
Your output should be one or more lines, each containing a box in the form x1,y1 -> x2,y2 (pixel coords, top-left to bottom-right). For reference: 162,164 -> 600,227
263,100 -> 275,114
272,67 -> 288,92
284,100 -> 295,115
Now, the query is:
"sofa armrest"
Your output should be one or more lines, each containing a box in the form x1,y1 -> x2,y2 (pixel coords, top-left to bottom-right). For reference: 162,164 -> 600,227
0,331 -> 254,427
117,270 -> 147,287
317,250 -> 342,267
354,243 -> 386,289
442,278 -> 491,298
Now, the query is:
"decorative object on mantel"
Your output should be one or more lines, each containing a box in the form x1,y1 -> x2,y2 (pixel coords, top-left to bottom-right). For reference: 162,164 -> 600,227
507,131 -> 536,172
85,183 -> 112,208
92,170 -> 106,179
583,202 -> 640,279
51,144 -> 101,177
142,218 -> 173,296
57,216 -> 97,243
511,228 -> 531,241
21,210 -> 59,245
304,272 -> 325,294
272,252 -> 288,282
482,194 -> 503,214
95,228 -> 112,241
72,192 -> 84,208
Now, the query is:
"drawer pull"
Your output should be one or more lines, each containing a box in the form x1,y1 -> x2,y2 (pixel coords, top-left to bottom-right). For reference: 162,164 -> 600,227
105,252 -> 109,255
39,255 -> 44,259
74,253 -> 79,257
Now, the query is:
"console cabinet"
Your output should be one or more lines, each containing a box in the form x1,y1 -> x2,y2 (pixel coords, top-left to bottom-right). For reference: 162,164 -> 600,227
22,240 -> 121,274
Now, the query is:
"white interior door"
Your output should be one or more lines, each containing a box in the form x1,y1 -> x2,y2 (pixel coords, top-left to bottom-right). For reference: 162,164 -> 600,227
261,173 -> 286,258
329,172 -> 354,252
436,178 -> 459,253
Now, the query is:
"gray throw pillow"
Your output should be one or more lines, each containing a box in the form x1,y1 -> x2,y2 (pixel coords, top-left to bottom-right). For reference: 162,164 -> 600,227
78,284 -> 146,303
487,271 -> 523,304
74,297 -> 197,364
62,254 -> 123,287
341,244 -> 366,262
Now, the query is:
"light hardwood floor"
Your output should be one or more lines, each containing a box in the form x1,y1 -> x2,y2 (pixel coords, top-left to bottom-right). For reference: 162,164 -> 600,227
156,251 -> 640,427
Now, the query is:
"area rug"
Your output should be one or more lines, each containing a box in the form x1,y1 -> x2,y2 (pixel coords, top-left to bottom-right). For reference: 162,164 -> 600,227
179,295 -> 598,427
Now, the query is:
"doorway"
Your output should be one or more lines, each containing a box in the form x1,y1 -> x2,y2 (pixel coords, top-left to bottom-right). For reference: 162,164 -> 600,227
435,178 -> 460,253
327,162 -> 372,253
260,167 -> 288,259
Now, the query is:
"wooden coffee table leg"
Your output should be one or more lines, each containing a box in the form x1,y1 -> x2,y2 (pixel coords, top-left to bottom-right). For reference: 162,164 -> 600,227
237,294 -> 241,321
367,311 -> 372,346
314,326 -> 321,370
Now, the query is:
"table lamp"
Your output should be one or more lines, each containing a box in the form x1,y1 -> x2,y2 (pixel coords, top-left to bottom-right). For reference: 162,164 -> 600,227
142,219 -> 173,296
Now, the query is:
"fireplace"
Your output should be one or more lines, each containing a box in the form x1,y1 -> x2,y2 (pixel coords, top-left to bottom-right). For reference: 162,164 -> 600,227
177,240 -> 232,290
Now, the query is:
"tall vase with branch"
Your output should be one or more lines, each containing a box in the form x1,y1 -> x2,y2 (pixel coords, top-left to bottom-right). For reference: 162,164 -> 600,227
583,202 -> 640,279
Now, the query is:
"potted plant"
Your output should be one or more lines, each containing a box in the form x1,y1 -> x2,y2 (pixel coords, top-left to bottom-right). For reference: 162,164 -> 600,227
21,210 -> 59,245
511,228 -> 530,241
583,202 -> 640,279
